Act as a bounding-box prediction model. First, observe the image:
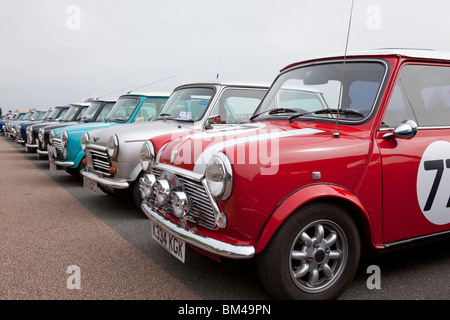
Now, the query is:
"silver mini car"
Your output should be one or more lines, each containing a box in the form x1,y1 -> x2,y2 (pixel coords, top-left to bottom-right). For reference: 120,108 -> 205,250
81,82 -> 268,207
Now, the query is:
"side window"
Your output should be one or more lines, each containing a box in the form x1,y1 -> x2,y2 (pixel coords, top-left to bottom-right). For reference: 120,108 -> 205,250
384,64 -> 450,127
137,101 -> 158,121
210,89 -> 266,124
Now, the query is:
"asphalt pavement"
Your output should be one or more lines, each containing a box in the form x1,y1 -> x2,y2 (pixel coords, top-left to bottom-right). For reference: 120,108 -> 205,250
1,135 -> 449,301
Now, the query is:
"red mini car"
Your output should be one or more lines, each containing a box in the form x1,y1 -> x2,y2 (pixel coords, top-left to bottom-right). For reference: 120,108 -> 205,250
139,50 -> 450,299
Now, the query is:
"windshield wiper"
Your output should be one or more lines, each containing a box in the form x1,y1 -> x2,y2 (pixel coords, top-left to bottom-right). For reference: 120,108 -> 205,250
250,108 -> 298,121
288,108 -> 364,123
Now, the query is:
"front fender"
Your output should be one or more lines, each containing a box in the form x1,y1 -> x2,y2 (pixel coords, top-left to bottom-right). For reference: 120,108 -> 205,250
254,184 -> 378,254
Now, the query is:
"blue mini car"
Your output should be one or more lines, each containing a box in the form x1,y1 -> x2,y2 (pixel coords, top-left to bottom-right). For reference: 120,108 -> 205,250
48,92 -> 170,175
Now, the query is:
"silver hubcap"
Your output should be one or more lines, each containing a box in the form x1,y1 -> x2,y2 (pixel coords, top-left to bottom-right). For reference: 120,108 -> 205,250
289,219 -> 348,293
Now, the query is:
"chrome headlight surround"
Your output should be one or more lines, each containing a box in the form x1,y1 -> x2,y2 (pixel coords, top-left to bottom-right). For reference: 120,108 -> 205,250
49,130 -> 55,145
139,141 -> 155,173
107,134 -> 119,160
48,130 -> 55,145
61,131 -> 68,148
38,128 -> 45,143
80,132 -> 90,151
205,152 -> 233,200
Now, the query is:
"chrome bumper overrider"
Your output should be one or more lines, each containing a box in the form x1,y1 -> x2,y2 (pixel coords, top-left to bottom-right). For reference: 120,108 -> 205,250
25,143 -> 38,149
81,170 -> 130,189
141,201 -> 255,259
36,149 -> 48,155
52,160 -> 75,167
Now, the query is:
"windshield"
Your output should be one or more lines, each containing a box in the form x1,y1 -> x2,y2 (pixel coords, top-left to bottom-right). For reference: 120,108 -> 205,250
36,111 -> 47,120
62,106 -> 79,121
157,87 -> 214,121
75,106 -> 88,121
46,108 -> 60,120
42,110 -> 53,120
105,97 -> 140,122
81,102 -> 101,122
256,61 -> 386,122
95,102 -> 115,122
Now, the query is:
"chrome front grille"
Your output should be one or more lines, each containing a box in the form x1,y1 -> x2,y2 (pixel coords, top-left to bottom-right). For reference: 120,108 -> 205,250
152,168 -> 216,230
87,148 -> 112,176
52,140 -> 64,159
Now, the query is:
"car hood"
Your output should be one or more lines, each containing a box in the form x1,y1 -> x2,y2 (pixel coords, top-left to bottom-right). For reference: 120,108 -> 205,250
156,120 -> 369,176
54,122 -> 116,138
87,120 -> 197,147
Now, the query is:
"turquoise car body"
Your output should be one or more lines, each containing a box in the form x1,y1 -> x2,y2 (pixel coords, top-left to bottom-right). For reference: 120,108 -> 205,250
48,92 -> 170,173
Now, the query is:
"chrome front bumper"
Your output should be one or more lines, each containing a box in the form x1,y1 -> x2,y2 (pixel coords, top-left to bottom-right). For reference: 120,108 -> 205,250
141,201 -> 255,260
81,170 -> 130,189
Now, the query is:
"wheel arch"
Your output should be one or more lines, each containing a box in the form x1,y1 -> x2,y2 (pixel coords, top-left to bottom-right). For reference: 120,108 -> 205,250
255,184 -> 380,255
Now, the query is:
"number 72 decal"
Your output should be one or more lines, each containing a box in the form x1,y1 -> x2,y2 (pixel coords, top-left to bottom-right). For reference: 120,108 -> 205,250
417,141 -> 450,225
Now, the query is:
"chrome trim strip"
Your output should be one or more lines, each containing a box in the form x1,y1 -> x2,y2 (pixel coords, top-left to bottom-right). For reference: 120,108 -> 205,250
87,144 -> 108,152
379,125 -> 450,131
384,230 -> 450,248
153,163 -> 204,181
25,143 -> 38,148
81,170 -> 129,189
141,201 -> 255,259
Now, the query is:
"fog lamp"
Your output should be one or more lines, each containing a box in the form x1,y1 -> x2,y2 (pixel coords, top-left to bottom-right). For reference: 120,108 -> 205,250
139,174 -> 156,200
170,191 -> 189,218
153,179 -> 171,206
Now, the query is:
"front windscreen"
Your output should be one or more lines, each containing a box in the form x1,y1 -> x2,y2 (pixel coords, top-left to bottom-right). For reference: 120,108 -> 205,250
105,97 -> 140,122
256,61 -> 386,122
157,87 -> 215,121
81,102 -> 101,122
62,106 -> 79,121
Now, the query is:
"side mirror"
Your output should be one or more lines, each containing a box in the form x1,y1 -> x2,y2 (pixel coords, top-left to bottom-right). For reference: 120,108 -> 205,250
383,120 -> 418,140
205,114 -> 221,129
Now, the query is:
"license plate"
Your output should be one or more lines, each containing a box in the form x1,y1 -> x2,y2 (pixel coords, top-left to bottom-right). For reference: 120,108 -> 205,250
152,220 -> 185,263
49,162 -> 57,172
83,176 -> 98,193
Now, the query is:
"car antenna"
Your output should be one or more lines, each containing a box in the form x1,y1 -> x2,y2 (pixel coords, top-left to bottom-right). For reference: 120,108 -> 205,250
96,85 -> 135,100
333,0 -> 354,138
127,75 -> 176,93
216,58 -> 221,80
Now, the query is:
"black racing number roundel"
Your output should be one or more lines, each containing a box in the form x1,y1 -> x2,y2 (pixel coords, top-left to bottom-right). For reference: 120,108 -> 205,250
417,141 -> 450,225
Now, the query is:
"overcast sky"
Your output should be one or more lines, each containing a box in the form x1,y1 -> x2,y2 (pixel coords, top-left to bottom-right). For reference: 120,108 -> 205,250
2,0 -> 450,110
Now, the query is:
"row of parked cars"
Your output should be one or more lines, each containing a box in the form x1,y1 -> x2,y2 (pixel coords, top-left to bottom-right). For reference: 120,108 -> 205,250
3,49 -> 450,300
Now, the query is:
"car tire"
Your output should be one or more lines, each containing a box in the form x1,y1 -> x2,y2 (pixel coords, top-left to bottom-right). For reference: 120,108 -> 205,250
256,202 -> 361,300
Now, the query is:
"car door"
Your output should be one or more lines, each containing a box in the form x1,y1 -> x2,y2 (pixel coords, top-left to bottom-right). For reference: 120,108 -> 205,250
377,62 -> 450,244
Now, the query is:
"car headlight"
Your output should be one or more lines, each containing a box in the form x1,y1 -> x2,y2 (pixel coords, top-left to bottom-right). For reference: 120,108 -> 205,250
49,130 -> 55,145
62,131 -> 68,148
107,134 -> 119,160
139,141 -> 155,173
80,132 -> 90,151
38,128 -> 44,142
205,153 -> 233,200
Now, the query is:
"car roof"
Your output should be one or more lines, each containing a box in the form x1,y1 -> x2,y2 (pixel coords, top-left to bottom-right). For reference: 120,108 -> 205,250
281,48 -> 450,72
